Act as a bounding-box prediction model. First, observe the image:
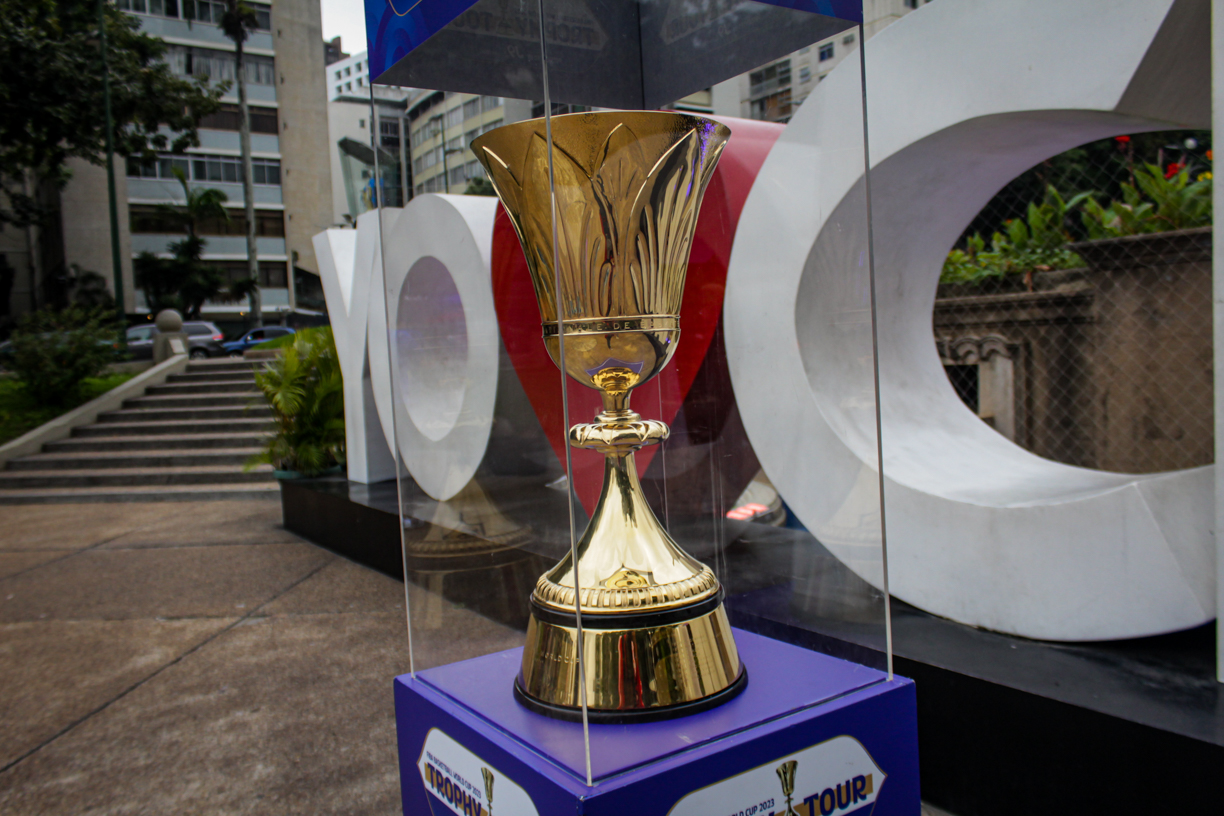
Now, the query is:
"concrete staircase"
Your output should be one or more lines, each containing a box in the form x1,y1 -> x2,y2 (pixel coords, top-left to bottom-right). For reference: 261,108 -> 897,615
0,359 -> 278,503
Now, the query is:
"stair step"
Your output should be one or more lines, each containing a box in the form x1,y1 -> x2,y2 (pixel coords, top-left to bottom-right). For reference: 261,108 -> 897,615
73,419 -> 273,437
145,381 -> 258,395
123,393 -> 263,409
166,371 -> 256,384
0,483 -> 281,504
47,432 -> 268,452
9,449 -> 261,471
186,361 -> 260,373
0,465 -> 275,489
98,406 -> 270,422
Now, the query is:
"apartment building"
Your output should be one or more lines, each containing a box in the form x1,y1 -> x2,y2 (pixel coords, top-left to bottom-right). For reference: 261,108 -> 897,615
407,92 -> 533,196
55,0 -> 331,328
714,0 -> 935,123
327,53 -> 414,226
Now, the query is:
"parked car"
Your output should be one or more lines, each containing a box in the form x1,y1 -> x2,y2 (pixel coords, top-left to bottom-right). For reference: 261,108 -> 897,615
221,326 -> 295,357
125,321 -> 226,360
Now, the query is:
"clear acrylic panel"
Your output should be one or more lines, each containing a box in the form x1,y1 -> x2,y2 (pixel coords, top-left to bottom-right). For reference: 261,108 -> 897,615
538,2 -> 892,785
372,0 -> 891,791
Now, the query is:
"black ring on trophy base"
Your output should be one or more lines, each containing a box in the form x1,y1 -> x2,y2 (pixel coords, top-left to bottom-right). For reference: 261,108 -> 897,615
527,588 -> 726,630
513,667 -> 748,724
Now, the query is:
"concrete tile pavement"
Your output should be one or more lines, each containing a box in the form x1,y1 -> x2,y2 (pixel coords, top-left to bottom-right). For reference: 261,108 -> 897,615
0,499 -> 429,815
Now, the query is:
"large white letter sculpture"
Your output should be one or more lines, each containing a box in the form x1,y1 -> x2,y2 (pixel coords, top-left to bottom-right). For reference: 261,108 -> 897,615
314,209 -> 398,483
726,0 -> 1215,640
317,195 -> 500,500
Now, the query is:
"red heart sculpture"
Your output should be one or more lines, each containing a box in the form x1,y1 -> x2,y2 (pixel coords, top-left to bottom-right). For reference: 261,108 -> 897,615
492,117 -> 783,513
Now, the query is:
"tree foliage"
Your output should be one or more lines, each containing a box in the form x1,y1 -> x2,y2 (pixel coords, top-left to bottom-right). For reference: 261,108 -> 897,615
0,0 -> 226,225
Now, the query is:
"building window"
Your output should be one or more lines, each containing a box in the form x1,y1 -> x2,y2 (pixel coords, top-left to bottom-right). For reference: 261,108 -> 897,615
819,43 -> 834,61
345,82 -> 352,91
843,33 -> 856,45
198,103 -> 278,134
481,95 -> 501,112
358,119 -> 365,128
749,89 -> 792,123
480,119 -> 502,134
335,70 -> 342,80
356,61 -> 362,71
445,106 -> 464,129
336,85 -> 342,95
215,261 -> 288,288
462,98 -> 481,120
356,77 -> 362,87
749,60 -> 791,99
905,0 -> 918,7
345,67 -> 351,77
165,45 -> 275,85
799,65 -> 811,83
129,153 -> 280,186
130,205 -> 284,237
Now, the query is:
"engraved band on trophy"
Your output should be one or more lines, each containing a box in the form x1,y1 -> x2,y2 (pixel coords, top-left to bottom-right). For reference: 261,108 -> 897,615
472,111 -> 746,722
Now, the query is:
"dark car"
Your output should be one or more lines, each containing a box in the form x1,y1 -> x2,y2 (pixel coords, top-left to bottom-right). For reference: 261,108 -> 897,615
125,321 -> 226,360
221,326 -> 295,357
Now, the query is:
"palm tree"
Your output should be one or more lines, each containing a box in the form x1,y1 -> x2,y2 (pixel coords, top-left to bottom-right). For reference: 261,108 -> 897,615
218,0 -> 262,328
134,169 -> 257,318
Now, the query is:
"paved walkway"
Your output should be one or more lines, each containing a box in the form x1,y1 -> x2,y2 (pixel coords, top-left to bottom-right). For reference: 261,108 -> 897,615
0,498 -> 956,816
0,499 -> 420,814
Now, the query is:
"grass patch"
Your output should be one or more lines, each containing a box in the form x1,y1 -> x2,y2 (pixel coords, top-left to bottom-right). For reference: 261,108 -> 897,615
0,372 -> 135,446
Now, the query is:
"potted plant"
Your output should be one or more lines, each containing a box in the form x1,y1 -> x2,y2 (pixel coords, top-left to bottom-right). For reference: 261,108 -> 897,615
246,327 -> 345,478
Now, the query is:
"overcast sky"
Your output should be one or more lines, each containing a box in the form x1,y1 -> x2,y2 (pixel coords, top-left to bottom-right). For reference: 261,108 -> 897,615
320,0 -> 369,56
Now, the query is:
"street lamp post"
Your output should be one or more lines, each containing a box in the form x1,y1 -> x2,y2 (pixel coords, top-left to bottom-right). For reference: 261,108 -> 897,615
97,0 -> 125,324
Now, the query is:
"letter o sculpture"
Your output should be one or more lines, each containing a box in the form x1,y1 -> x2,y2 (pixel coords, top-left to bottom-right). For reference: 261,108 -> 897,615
368,194 -> 500,501
725,0 -> 1214,640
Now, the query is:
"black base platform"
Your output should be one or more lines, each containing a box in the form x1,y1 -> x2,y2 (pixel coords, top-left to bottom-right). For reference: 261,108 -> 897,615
281,476 -> 1222,816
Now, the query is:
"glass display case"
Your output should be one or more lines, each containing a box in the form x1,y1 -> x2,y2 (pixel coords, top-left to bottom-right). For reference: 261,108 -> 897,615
360,1 -> 914,810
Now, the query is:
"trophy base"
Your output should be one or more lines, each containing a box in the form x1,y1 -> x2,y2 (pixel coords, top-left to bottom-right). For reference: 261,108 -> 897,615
516,592 -> 747,722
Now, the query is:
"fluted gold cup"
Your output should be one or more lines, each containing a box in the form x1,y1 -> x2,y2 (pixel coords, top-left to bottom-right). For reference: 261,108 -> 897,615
472,111 -> 745,722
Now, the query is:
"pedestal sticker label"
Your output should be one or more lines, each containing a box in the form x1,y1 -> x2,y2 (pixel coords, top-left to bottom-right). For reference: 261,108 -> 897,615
668,735 -> 885,816
417,728 -> 538,816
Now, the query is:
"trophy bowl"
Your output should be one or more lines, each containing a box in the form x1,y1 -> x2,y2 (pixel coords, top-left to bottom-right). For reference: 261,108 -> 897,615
472,111 -> 745,722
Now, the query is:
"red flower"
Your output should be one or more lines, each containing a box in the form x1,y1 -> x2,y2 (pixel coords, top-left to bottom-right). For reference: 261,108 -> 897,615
1114,135 -> 1131,143
1165,162 -> 1184,179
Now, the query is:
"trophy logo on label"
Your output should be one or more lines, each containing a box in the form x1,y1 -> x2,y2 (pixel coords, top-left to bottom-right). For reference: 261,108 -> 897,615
473,111 -> 745,721
481,767 -> 494,816
776,760 -> 799,816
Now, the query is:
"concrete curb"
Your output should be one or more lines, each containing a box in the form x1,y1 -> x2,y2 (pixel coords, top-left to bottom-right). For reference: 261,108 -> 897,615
0,353 -> 191,468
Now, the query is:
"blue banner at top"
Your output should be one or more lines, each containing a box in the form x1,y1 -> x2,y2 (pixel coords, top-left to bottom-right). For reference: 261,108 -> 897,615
365,0 -> 864,82
755,0 -> 862,20
364,0 -> 477,80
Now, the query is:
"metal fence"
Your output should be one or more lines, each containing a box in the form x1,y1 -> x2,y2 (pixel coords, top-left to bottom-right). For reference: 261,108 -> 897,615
934,130 -> 1214,473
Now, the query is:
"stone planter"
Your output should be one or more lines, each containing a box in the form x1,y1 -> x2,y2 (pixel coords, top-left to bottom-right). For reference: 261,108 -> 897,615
934,227 -> 1212,473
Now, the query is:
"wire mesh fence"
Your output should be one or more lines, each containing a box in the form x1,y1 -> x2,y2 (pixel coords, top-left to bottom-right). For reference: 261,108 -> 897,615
934,130 -> 1214,473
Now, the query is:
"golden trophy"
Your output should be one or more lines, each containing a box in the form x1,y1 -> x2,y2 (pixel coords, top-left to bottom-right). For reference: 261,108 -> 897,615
481,767 -> 494,816
471,111 -> 745,721
776,760 -> 799,816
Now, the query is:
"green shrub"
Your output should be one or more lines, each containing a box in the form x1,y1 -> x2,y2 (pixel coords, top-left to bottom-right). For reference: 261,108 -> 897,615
246,327 -> 345,477
0,372 -> 134,446
941,186 -> 1088,285
1080,163 -> 1212,239
10,307 -> 122,407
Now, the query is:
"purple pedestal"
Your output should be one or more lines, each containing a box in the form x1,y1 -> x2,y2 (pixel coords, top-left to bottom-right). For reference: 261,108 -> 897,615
395,629 -> 919,816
